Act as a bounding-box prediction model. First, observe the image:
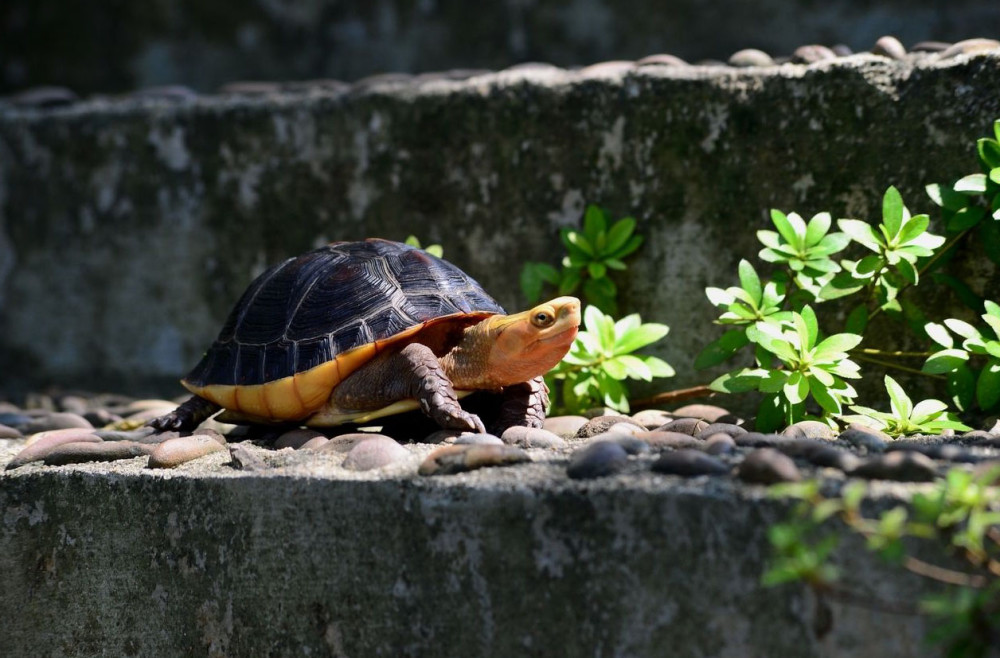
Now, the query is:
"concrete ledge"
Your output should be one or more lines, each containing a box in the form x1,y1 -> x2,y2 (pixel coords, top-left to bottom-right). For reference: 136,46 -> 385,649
0,453 -> 935,657
2,54 -> 1000,398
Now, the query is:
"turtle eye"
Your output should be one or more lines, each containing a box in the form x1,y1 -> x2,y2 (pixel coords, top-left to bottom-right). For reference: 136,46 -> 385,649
532,311 -> 554,328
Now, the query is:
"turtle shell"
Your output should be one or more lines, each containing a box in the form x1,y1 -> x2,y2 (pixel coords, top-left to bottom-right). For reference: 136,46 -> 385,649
182,239 -> 505,420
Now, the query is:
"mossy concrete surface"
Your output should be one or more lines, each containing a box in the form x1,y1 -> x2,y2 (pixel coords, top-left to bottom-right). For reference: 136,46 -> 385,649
3,54 -> 1000,400
0,454 -> 935,657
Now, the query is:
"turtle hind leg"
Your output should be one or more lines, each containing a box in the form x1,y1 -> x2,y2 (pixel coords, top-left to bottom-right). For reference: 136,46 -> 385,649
331,343 -> 486,434
148,395 -> 221,432
489,376 -> 549,435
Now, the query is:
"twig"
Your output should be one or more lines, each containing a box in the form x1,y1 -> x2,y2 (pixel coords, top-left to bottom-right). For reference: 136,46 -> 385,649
903,556 -> 989,588
630,384 -> 715,410
852,353 -> 945,379
854,348 -> 936,358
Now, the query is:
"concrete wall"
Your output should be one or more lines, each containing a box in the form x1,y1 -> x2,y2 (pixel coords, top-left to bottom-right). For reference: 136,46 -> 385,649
2,0 -> 999,94
0,459 -> 936,656
2,53 -> 1000,400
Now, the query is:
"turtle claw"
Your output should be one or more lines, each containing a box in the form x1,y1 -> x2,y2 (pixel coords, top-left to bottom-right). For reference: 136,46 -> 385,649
146,396 -> 221,433
435,408 -> 486,434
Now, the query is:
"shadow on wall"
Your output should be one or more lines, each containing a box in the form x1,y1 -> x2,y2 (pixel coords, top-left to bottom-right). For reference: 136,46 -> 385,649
2,0 -> 999,94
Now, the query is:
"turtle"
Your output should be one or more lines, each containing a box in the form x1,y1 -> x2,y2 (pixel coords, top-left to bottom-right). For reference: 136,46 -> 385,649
150,238 -> 580,435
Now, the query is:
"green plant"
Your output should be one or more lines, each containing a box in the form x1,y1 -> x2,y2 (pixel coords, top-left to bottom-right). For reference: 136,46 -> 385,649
698,120 -> 1000,431
404,235 -> 443,258
546,306 -> 673,413
925,302 -> 1000,413
842,375 -> 970,436
521,204 -> 642,315
765,470 -> 1000,656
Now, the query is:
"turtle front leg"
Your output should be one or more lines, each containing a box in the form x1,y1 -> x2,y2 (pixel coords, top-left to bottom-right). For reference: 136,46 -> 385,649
490,376 -> 549,434
148,395 -> 221,432
333,343 -> 486,434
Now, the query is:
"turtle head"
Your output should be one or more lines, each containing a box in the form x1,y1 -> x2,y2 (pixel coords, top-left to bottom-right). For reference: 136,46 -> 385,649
479,296 -> 581,387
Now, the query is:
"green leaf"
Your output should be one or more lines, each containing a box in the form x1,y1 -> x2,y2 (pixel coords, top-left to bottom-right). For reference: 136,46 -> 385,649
845,306 -> 868,334
770,209 -> 802,250
954,173 -> 988,194
946,205 -> 986,232
583,205 -> 607,239
977,137 -> 1000,169
948,363 -> 976,411
804,212 -> 832,247
799,306 -> 818,349
738,259 -> 762,305
695,329 -> 752,369
926,182 -> 970,211
600,357 -> 628,379
976,358 -> 1000,410
558,268 -> 582,296
809,377 -> 842,414
755,394 -> 786,433
588,262 -> 607,279
895,214 -> 929,246
881,186 -> 904,240
641,356 -> 675,378
426,245 -> 443,258
520,263 -> 559,303
924,322 -> 953,348
605,217 -> 636,254
837,219 -> 883,251
705,287 -> 735,307
895,257 -> 918,285
811,232 -> 852,256
566,230 -> 595,256
943,318 -> 983,341
710,369 -> 764,393
812,333 -> 863,360
615,322 -> 670,354
615,354 -> 652,380
404,235 -> 421,247
610,234 -> 644,259
923,349 -> 969,374
783,372 -> 809,404
884,375 -> 913,419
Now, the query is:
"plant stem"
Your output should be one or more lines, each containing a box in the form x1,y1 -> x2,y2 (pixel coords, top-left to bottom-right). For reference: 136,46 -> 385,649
853,348 -> 936,358
630,384 -> 715,410
852,353 -> 946,380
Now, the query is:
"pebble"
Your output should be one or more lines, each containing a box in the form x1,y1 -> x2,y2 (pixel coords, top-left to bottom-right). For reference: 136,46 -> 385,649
872,36 -> 906,60
670,404 -> 730,422
44,441 -> 155,466
831,44 -> 853,57
593,435 -> 650,455
885,442 -> 978,463
703,434 -> 737,455
940,39 -> 1000,59
838,423 -> 889,452
228,444 -> 268,471
734,432 -> 788,448
8,86 -> 77,108
781,421 -> 836,441
23,412 -> 93,434
566,441 -> 629,480
93,427 -> 164,443
576,415 -> 645,438
192,428 -> 227,445
631,409 -> 674,429
57,395 -> 90,415
298,436 -> 331,450
454,434 -> 505,446
737,449 -> 802,484
131,85 -> 198,101
0,413 -> 33,430
342,437 -> 412,471
792,45 -> 837,64
6,430 -> 103,469
583,407 -> 625,419
274,428 -> 326,450
148,435 -> 226,468
695,423 -> 746,440
218,81 -> 281,95
542,415 -> 588,438
424,429 -> 467,444
83,409 -> 122,427
656,417 -> 709,436
911,41 -> 951,53
776,440 -> 860,472
728,49 -> 775,67
501,426 -> 567,449
849,451 -> 938,482
418,444 -> 530,476
0,423 -> 22,439
636,53 -> 688,67
636,431 -> 702,450
579,61 -> 634,77
961,430 -> 994,442
316,432 -> 390,453
652,450 -> 730,477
